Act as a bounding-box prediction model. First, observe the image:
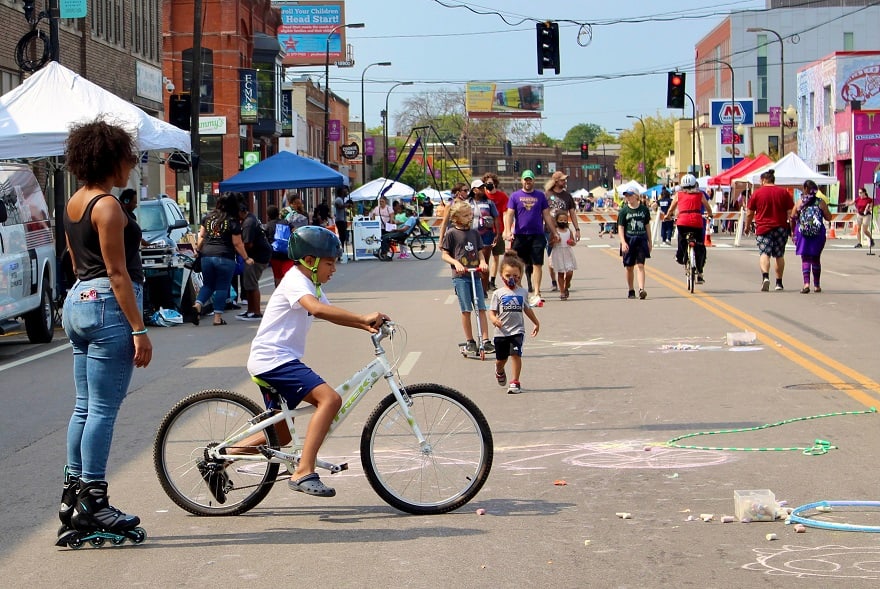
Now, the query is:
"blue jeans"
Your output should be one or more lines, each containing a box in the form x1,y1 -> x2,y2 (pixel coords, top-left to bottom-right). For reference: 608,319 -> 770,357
196,255 -> 236,314
62,278 -> 142,481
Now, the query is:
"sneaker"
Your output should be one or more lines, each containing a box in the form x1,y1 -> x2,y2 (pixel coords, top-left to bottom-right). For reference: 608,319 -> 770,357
774,283 -> 784,291
507,381 -> 522,394
236,312 -> 263,321
761,278 -> 770,292
854,243 -> 863,248
488,277 -> 496,290
627,290 -> 636,299
696,274 -> 705,284
495,369 -> 507,387
237,310 -> 249,317
482,340 -> 495,354
227,301 -> 242,310
465,340 -> 477,354
638,289 -> 647,300
871,239 -> 876,247
528,294 -> 542,307
550,281 -> 558,292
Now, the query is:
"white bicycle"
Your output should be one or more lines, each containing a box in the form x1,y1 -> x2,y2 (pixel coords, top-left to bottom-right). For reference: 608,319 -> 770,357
153,322 -> 493,515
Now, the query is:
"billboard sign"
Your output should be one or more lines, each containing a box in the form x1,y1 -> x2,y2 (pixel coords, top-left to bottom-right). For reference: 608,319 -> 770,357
276,2 -> 347,67
709,98 -> 754,126
466,82 -> 544,119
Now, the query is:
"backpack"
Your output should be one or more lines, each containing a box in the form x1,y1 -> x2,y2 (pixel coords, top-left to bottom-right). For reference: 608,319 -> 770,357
798,198 -> 824,238
272,221 -> 292,253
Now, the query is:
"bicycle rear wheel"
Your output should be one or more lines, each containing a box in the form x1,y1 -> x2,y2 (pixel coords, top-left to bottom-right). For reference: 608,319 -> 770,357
153,389 -> 280,516
687,245 -> 696,293
360,383 -> 493,515
407,235 -> 436,260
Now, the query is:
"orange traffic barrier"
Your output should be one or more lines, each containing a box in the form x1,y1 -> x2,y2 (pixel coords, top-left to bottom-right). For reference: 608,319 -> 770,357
828,223 -> 837,239
705,228 -> 713,246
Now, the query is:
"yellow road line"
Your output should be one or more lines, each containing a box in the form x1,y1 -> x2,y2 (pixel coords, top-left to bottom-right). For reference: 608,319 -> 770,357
600,248 -> 880,408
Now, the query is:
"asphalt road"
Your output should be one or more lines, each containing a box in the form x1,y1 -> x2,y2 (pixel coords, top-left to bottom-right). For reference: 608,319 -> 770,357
2,233 -> 880,588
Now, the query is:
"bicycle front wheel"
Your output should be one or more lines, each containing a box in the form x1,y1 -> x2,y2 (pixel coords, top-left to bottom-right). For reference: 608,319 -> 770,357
361,383 -> 493,515
688,246 -> 697,293
153,389 -> 280,516
406,235 -> 436,260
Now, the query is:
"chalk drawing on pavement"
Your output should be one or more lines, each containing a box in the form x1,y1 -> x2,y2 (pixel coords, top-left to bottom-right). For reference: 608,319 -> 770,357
743,544 -> 880,579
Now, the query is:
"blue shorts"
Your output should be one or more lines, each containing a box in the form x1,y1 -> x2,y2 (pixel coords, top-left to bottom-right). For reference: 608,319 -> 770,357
494,333 -> 524,361
453,274 -> 487,312
254,359 -> 326,411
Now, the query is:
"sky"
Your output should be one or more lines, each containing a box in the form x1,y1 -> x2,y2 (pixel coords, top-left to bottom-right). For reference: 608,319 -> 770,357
302,0 -> 768,140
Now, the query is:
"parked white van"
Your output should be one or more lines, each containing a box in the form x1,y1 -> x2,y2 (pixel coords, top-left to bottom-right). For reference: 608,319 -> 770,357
0,163 -> 55,343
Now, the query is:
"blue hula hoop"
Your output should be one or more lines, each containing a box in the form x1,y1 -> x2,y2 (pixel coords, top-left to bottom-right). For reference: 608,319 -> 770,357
788,500 -> 880,533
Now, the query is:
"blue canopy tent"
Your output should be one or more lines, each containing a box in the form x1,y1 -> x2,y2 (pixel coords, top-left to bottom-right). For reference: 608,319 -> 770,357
218,150 -> 348,192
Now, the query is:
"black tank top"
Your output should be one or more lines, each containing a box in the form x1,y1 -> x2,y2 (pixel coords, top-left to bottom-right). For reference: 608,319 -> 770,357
64,194 -> 144,283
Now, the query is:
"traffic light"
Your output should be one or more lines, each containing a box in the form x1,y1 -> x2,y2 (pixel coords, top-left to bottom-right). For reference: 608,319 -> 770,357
703,163 -> 711,176
535,161 -> 543,174
504,140 -> 513,157
536,22 -> 560,75
666,71 -> 686,109
514,160 -> 520,173
580,142 -> 589,160
169,94 -> 191,130
602,177 -> 609,189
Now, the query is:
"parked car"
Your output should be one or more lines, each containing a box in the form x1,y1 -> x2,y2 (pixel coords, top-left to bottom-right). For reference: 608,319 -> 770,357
135,195 -> 190,248
0,163 -> 55,343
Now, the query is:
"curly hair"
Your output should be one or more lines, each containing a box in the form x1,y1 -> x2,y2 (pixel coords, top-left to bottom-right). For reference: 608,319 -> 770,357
65,118 -> 138,186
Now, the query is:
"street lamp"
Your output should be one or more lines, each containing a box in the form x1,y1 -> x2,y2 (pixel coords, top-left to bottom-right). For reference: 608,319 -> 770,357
323,22 -> 364,165
361,61 -> 392,185
747,27 -> 785,157
701,58 -> 736,168
785,104 -> 797,127
685,92 -> 698,174
383,81 -> 413,178
627,114 -> 647,185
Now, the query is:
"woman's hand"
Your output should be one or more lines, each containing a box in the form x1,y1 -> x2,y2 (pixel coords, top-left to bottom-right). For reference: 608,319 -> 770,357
133,334 -> 152,368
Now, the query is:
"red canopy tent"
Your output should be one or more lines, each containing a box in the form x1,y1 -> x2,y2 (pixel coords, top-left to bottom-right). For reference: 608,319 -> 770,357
709,154 -> 773,187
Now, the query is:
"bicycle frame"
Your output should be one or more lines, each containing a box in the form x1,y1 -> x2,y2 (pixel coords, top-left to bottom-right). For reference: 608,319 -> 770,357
204,324 -> 427,473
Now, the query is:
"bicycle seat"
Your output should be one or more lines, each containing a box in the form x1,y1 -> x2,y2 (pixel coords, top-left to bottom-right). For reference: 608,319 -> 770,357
251,376 -> 281,401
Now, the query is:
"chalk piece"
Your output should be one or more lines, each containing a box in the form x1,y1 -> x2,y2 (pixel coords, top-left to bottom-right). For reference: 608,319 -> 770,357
584,540 -> 591,546
794,524 -> 806,533
553,480 -> 567,486
643,446 -> 652,451
721,516 -> 736,523
700,513 -> 714,522
685,515 -> 696,521
816,505 -> 833,513
765,533 -> 778,541
616,512 -> 632,519
475,508 -> 486,515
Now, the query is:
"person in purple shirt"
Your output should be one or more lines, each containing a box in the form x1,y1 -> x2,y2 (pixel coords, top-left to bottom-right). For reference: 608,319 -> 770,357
503,170 -> 559,306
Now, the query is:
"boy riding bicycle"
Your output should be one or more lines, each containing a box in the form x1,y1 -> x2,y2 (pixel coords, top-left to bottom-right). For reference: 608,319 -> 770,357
239,226 -> 389,497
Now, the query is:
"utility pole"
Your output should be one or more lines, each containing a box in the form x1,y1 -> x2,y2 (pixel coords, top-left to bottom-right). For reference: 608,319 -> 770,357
190,0 -> 202,223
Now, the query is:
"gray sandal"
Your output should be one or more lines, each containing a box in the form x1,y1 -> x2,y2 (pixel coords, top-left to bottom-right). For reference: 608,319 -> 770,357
288,473 -> 336,497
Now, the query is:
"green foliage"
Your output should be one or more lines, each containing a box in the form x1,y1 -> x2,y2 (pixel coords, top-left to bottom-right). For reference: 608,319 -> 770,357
615,114 -> 676,184
530,132 -> 558,147
561,123 -> 603,150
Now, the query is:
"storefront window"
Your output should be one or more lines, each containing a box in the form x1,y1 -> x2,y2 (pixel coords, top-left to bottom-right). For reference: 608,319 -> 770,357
199,136 -> 223,210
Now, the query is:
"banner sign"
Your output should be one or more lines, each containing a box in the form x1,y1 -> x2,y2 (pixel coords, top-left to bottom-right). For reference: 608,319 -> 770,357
710,98 -> 754,126
328,119 -> 341,142
387,147 -> 397,162
276,2 -> 347,67
769,106 -> 781,127
466,82 -> 544,119
243,151 -> 260,169
239,69 -> 258,124
364,136 -> 375,156
60,0 -> 88,18
280,90 -> 293,136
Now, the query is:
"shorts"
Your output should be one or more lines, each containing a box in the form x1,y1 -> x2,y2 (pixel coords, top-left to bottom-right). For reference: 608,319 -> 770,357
512,234 -> 547,266
756,226 -> 789,258
857,214 -> 872,229
452,274 -> 487,312
254,359 -> 326,411
491,237 -> 506,256
494,333 -> 524,361
479,231 -> 495,248
242,260 -> 268,291
269,258 -> 294,284
620,235 -> 651,267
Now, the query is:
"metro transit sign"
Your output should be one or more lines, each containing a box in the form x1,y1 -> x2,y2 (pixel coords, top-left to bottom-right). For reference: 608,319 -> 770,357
709,99 -> 754,126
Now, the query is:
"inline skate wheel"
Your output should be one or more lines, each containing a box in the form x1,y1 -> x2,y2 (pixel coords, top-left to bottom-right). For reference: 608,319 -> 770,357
68,536 -> 85,549
111,535 -> 126,546
130,528 -> 147,544
90,537 -> 105,547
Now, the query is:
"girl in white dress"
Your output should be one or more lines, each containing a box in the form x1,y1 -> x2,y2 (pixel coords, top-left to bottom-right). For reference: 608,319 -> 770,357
550,210 -> 577,300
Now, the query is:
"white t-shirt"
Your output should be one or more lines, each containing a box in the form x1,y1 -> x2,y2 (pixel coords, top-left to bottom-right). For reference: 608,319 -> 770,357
247,268 -> 329,376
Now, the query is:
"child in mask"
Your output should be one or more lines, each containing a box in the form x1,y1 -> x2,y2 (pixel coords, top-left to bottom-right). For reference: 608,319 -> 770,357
488,251 -> 540,394
550,210 -> 577,300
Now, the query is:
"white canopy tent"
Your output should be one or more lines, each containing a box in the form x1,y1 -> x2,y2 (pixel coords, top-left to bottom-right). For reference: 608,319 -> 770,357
350,177 -> 417,202
616,180 -> 648,195
737,152 -> 837,186
0,61 -> 190,158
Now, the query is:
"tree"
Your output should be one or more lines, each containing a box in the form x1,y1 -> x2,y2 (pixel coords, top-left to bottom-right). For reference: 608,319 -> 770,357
615,114 -> 675,184
394,89 -> 509,148
529,132 -> 558,147
561,123 -> 603,150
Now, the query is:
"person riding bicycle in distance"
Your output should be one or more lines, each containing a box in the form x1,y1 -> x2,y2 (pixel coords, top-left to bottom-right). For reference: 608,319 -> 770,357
242,226 -> 389,497
377,206 -> 419,261
664,174 -> 713,284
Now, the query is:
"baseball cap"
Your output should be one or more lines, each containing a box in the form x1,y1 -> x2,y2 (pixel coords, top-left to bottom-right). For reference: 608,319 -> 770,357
521,170 -> 535,180
470,179 -> 485,190
622,188 -> 638,196
551,171 -> 568,181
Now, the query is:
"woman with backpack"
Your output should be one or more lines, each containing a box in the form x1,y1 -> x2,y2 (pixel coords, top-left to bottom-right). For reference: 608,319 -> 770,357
265,205 -> 294,287
791,180 -> 831,294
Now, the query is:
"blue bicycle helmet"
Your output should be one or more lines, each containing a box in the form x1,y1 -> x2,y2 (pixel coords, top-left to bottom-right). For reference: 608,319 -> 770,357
288,225 -> 342,261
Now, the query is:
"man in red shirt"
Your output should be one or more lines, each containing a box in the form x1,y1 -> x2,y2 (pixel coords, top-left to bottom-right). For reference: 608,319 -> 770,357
483,172 -> 509,290
853,187 -> 875,248
745,169 -> 795,291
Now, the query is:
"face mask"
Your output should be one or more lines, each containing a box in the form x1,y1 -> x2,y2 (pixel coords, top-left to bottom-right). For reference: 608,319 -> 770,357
485,183 -> 495,191
505,277 -> 517,288
557,222 -> 568,229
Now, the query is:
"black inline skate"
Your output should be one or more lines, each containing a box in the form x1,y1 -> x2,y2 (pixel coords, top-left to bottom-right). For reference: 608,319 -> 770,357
59,480 -> 146,549
54,467 -> 80,547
